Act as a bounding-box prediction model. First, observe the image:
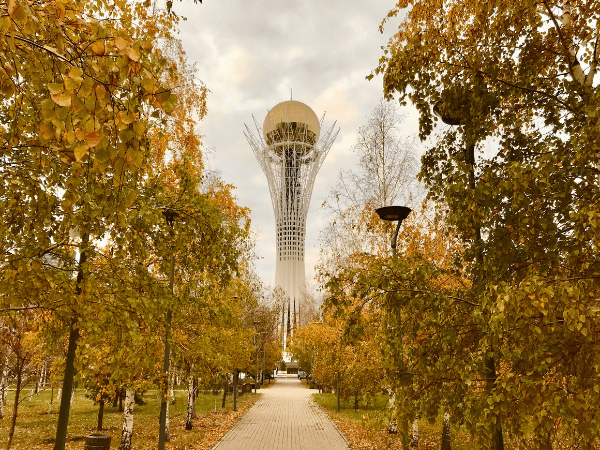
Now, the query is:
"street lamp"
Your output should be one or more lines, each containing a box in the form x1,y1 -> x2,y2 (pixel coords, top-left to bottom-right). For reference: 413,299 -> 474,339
375,206 -> 412,259
375,205 -> 411,446
231,295 -> 239,412
158,210 -> 178,450
253,319 -> 261,394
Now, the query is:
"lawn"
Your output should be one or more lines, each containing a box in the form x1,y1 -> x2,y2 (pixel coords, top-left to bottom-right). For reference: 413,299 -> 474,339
1,385 -> 263,449
312,392 -> 476,450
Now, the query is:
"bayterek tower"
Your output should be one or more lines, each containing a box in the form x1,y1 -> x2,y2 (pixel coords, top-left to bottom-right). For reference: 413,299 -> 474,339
245,100 -> 338,349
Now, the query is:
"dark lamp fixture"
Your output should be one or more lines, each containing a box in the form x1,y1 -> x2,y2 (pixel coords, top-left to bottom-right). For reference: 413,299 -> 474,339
433,102 -> 462,126
162,210 -> 179,227
375,206 -> 412,222
375,205 -> 412,259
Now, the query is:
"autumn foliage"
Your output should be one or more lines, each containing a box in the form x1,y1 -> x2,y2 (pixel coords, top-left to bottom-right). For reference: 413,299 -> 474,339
0,1 -> 269,449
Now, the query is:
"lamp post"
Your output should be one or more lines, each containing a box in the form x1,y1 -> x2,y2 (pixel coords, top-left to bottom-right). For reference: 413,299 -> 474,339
262,336 -> 266,386
255,340 -> 259,394
231,295 -> 239,412
375,205 -> 411,449
158,210 -> 178,450
253,320 -> 261,394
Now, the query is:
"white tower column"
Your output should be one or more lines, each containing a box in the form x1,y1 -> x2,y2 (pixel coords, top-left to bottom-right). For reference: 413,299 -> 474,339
245,100 -> 338,349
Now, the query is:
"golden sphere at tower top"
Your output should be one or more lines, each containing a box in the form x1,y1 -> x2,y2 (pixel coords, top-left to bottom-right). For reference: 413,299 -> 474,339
263,100 -> 320,146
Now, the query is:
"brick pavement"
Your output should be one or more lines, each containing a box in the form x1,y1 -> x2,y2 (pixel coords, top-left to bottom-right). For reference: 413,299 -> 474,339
212,375 -> 349,450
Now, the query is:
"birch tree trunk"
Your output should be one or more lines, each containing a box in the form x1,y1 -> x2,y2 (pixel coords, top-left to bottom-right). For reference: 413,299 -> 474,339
0,353 -> 8,420
441,411 -> 451,450
40,360 -> 46,388
185,375 -> 194,430
6,358 -> 24,450
169,373 -> 175,405
191,378 -> 197,419
34,367 -> 40,394
118,389 -> 134,450
387,387 -> 398,434
165,397 -> 171,442
410,419 -> 419,448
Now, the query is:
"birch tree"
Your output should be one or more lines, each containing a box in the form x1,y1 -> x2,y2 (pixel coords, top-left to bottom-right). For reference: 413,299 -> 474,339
320,99 -> 421,274
0,351 -> 8,420
118,389 -> 135,450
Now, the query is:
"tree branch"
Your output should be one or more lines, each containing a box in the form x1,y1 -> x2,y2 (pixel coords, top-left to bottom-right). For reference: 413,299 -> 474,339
541,0 -> 585,85
587,35 -> 599,86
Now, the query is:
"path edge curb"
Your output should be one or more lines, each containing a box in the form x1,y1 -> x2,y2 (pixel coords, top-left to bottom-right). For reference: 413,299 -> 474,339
308,391 -> 351,448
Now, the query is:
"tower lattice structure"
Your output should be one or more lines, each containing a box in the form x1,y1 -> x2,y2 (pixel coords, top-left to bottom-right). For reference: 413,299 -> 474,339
245,100 -> 338,349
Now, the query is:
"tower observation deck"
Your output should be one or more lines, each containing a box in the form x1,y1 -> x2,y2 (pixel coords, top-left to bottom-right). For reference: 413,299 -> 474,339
245,100 -> 338,349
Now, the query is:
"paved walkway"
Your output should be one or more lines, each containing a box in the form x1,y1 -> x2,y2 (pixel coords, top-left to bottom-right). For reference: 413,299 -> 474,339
212,375 -> 349,450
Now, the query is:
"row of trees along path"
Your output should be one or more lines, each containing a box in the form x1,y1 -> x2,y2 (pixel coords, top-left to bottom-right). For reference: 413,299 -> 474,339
310,1 -> 600,449
0,1 -> 285,450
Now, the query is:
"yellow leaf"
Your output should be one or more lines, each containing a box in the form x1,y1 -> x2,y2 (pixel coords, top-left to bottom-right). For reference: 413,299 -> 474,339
114,36 -> 128,51
51,92 -> 72,107
8,0 -> 18,17
95,84 -> 107,100
132,121 -> 145,135
141,78 -> 155,93
48,83 -> 63,94
64,76 -> 82,90
126,47 -> 141,61
90,40 -> 105,56
39,124 -> 54,140
120,111 -> 136,125
68,67 -> 84,78
124,190 -> 137,207
125,146 -> 137,163
75,128 -> 85,141
62,192 -> 78,208
74,143 -> 87,162
85,131 -> 101,148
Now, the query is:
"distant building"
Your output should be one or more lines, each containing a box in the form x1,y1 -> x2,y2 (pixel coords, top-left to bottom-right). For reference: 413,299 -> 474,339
245,100 -> 338,349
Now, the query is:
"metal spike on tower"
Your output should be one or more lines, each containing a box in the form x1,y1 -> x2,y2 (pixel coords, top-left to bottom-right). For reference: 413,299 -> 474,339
245,100 -> 338,351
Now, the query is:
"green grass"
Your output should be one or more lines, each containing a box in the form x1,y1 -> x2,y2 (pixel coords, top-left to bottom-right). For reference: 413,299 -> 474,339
312,392 -> 389,421
312,393 -> 477,450
0,386 -> 260,449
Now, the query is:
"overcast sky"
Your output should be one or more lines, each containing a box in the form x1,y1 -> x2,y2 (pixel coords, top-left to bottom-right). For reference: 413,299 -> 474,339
174,0 -> 422,290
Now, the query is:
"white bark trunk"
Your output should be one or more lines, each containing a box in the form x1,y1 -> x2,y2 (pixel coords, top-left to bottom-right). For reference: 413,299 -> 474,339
0,353 -> 8,419
34,367 -> 40,394
441,411 -> 452,450
118,389 -> 135,450
56,387 -> 62,403
410,419 -> 419,448
387,387 -> 398,433
169,373 -> 175,405
40,360 -> 46,388
165,396 -> 171,441
186,375 -> 194,430
192,378 -> 198,418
